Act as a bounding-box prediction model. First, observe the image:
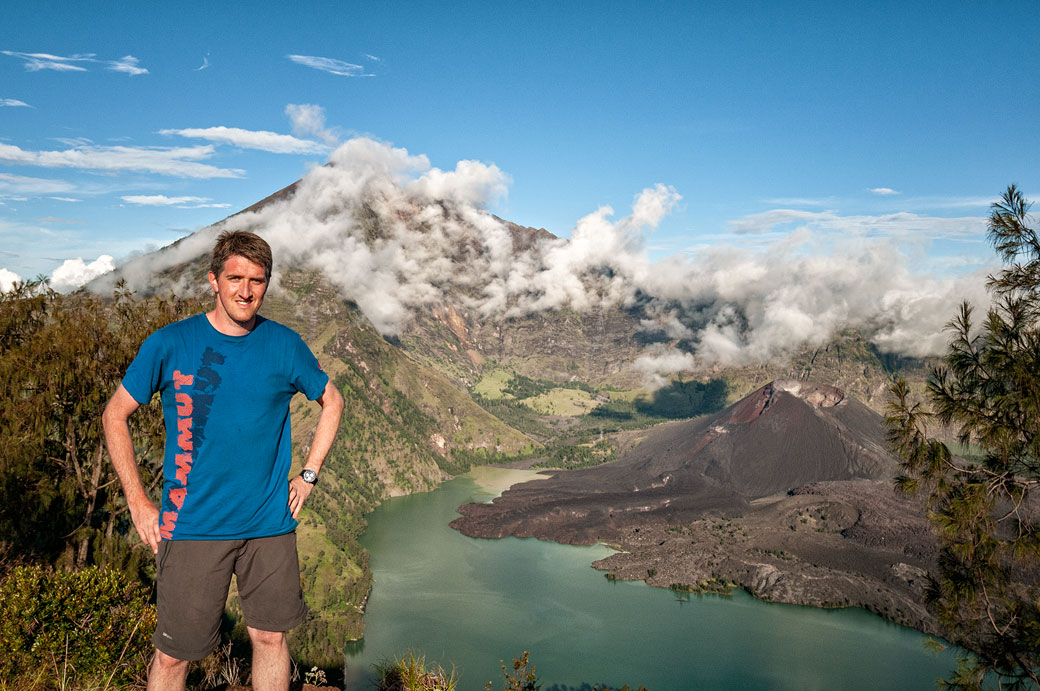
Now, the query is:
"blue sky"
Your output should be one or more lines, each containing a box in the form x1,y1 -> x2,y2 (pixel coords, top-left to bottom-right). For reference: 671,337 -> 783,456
1,0 -> 1037,289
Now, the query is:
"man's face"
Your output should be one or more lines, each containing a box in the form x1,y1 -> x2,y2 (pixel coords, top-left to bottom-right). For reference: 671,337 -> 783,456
208,254 -> 268,329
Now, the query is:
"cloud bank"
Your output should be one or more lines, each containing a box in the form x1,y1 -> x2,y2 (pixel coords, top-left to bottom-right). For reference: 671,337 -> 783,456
0,268 -> 21,292
50,255 -> 116,291
286,54 -> 372,77
0,142 -> 243,178
122,195 -> 230,208
286,104 -> 339,146
0,172 -> 78,196
2,51 -> 147,75
105,138 -> 994,375
159,126 -> 329,155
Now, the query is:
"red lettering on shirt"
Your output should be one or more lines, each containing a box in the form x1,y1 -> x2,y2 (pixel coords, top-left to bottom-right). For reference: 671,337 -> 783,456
174,452 -> 192,485
177,417 -> 193,452
169,487 -> 186,510
164,370 -> 198,540
172,370 -> 194,389
159,511 -> 178,540
175,392 -> 193,416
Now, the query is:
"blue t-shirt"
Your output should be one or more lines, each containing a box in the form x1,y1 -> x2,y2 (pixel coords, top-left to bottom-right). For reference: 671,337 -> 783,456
122,313 -> 329,540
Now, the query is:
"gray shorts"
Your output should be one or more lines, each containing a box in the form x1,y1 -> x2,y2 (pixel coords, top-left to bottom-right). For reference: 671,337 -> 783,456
152,532 -> 308,661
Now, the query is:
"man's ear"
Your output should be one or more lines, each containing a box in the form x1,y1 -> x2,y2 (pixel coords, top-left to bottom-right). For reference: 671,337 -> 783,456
207,271 -> 218,292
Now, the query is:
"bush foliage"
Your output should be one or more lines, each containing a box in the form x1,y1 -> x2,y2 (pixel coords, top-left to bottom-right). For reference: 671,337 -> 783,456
0,564 -> 156,688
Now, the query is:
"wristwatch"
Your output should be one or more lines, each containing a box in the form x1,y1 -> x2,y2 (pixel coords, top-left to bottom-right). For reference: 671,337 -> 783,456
300,469 -> 318,485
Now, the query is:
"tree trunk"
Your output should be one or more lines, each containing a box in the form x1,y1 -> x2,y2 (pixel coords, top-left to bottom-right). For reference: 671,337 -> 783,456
75,441 -> 106,567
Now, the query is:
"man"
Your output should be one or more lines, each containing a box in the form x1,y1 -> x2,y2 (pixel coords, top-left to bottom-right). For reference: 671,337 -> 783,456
103,230 -> 344,691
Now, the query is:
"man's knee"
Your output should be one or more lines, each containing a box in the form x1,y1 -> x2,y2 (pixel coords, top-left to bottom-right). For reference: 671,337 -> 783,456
152,648 -> 189,672
247,626 -> 287,649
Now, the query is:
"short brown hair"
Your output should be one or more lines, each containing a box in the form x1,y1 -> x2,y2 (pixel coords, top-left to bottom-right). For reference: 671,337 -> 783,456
211,231 -> 273,281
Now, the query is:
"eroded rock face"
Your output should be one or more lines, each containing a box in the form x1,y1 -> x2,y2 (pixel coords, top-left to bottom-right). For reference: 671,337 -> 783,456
773,380 -> 845,407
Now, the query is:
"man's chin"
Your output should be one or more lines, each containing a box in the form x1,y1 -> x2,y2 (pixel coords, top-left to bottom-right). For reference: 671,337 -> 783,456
231,304 -> 260,320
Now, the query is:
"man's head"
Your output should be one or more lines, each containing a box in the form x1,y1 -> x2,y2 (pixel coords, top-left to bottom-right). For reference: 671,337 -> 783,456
210,230 -> 272,282
207,231 -> 272,334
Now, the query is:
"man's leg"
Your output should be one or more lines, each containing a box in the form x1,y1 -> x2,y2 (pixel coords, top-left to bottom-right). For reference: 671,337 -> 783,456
148,648 -> 189,691
236,533 -> 308,691
247,626 -> 290,691
152,540 -> 238,686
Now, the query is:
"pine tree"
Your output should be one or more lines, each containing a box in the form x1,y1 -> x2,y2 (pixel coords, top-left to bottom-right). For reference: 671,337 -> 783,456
887,185 -> 1040,689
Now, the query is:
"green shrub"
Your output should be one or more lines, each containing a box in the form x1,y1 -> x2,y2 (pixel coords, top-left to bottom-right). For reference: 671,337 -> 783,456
376,650 -> 458,690
0,564 -> 156,687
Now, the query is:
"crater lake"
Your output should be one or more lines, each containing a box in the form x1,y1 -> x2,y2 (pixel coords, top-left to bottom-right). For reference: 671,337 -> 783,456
343,467 -> 962,690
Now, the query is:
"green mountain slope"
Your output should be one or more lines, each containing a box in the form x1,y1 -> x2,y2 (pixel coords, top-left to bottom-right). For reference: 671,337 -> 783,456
254,270 -> 539,663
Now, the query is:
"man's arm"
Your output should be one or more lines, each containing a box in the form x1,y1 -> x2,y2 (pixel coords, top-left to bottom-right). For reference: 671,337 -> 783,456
288,379 -> 344,518
102,384 -> 161,554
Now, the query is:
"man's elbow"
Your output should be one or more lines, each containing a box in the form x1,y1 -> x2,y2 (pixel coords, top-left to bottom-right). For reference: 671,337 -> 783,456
102,387 -> 137,431
321,383 -> 344,416
101,398 -> 120,431
327,384 -> 345,414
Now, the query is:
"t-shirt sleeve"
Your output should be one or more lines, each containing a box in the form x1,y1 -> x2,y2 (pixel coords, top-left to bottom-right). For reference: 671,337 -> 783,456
291,336 -> 329,401
121,330 -> 165,405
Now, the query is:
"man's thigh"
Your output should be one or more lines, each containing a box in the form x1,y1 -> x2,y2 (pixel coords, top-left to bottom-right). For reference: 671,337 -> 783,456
153,539 -> 239,661
235,532 -> 308,632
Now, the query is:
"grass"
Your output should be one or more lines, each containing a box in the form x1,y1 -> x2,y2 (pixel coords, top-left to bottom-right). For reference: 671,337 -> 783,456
376,651 -> 459,691
472,368 -> 516,399
522,387 -> 602,416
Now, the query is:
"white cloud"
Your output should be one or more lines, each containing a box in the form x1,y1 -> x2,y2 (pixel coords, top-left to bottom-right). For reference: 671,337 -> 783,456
0,142 -> 244,178
50,255 -> 115,291
763,196 -> 832,206
0,267 -> 21,292
1,98 -> 31,107
159,126 -> 329,155
196,55 -> 210,71
122,194 -> 230,208
0,172 -> 78,196
406,159 -> 511,207
628,184 -> 681,230
2,50 -> 93,71
50,196 -> 82,202
729,208 -> 987,242
286,104 -> 339,146
730,209 -> 830,235
108,55 -> 147,76
2,51 -> 147,75
52,137 -> 95,147
633,344 -> 697,388
870,187 -> 900,195
286,54 -> 372,77
909,195 -> 1000,210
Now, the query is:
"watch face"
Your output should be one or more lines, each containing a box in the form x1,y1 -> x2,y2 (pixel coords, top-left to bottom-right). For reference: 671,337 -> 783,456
301,469 -> 318,484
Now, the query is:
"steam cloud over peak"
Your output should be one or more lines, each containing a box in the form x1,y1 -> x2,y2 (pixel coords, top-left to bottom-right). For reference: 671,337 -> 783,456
109,138 -> 992,377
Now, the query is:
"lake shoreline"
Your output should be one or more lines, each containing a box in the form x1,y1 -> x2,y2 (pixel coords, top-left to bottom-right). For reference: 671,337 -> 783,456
454,473 -> 943,638
347,468 -> 961,691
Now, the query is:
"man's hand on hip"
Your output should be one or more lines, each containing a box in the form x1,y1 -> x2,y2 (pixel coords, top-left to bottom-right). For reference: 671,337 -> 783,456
128,498 -> 161,554
288,476 -> 314,519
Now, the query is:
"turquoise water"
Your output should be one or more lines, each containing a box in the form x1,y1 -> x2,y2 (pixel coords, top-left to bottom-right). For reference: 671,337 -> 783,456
343,467 -> 961,690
